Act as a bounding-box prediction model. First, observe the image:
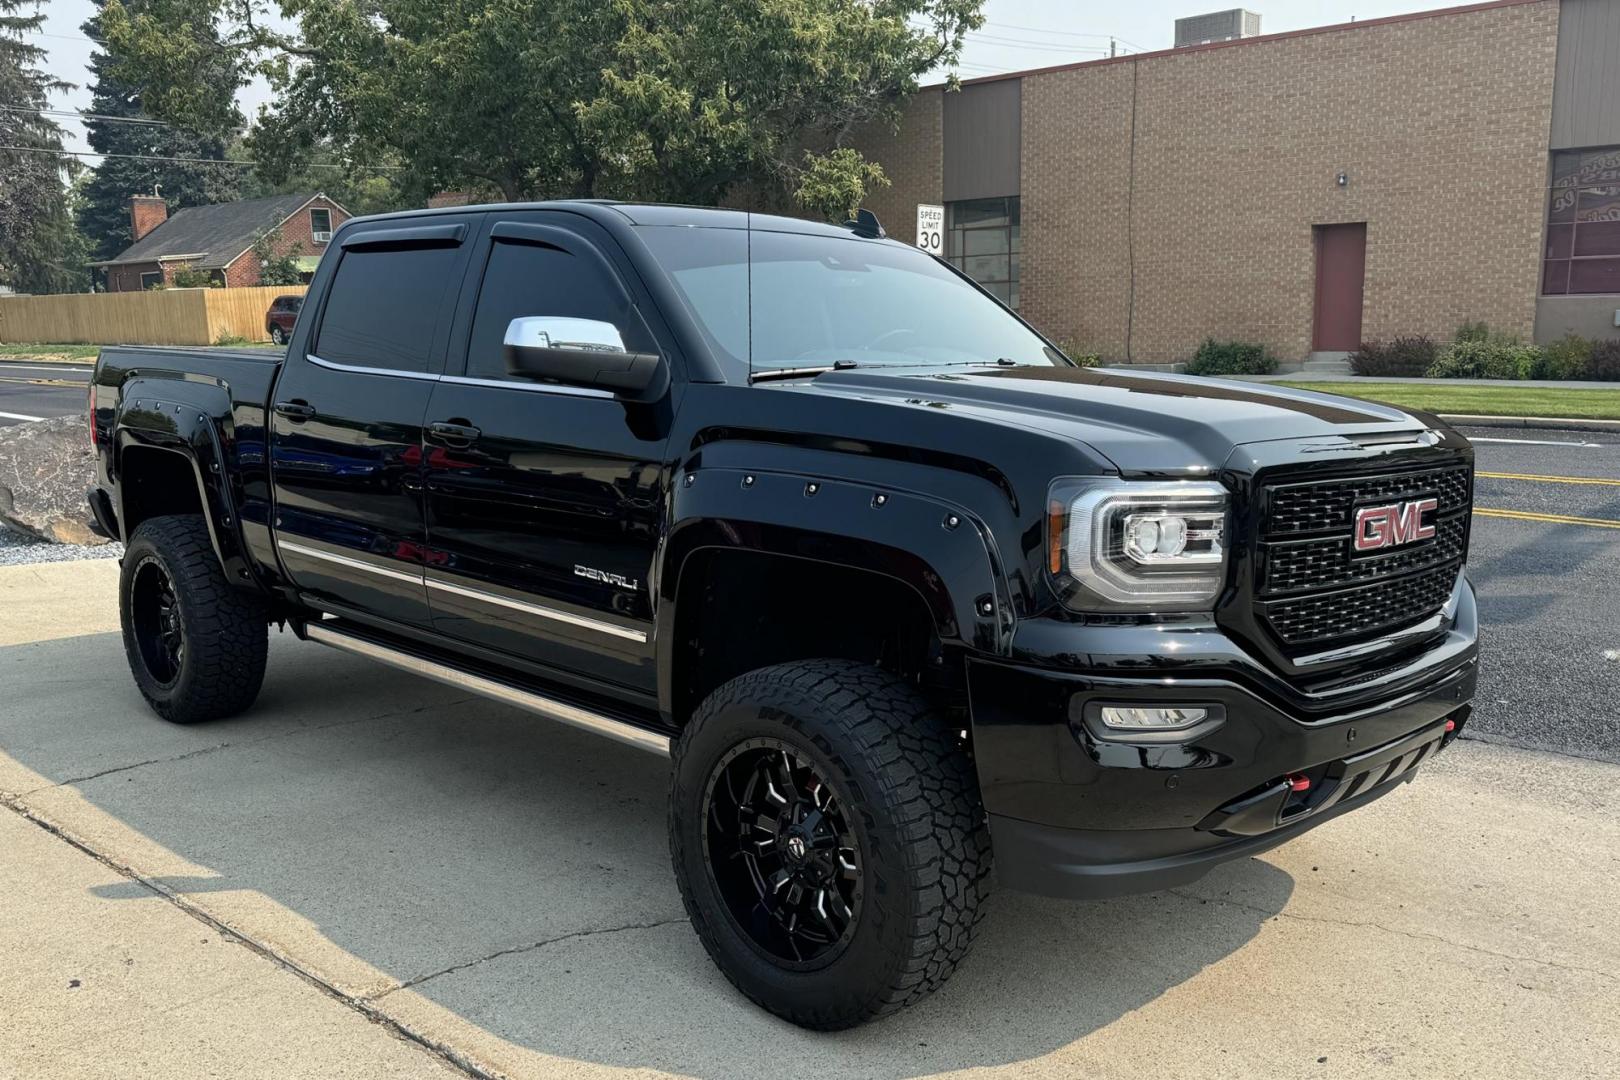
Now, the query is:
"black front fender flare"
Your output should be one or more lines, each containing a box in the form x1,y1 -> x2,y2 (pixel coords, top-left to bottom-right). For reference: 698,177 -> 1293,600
657,467 -> 1016,691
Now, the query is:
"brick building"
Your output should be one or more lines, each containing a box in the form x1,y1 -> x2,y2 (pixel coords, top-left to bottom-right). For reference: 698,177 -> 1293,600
852,0 -> 1620,364
94,193 -> 351,293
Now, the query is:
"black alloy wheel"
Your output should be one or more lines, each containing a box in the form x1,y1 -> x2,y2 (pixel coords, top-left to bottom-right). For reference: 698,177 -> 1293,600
704,738 -> 862,967
130,556 -> 184,686
669,659 -> 992,1029
119,515 -> 268,724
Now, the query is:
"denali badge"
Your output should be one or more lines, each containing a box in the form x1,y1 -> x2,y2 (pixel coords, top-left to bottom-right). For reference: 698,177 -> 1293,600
574,564 -> 639,591
1353,498 -> 1438,553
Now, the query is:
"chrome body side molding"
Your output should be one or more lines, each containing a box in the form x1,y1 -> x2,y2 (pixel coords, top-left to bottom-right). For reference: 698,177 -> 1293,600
305,621 -> 670,756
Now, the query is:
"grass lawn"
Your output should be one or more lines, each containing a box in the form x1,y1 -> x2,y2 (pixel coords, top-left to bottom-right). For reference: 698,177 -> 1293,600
0,341 -> 281,363
1277,380 -> 1620,421
0,343 -> 103,363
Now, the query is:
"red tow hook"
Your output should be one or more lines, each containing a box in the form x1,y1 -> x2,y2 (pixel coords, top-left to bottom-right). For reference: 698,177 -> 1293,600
1287,774 -> 1311,793
1444,719 -> 1457,732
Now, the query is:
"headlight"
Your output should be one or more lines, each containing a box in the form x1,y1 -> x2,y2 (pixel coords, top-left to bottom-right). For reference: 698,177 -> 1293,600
1047,479 -> 1229,610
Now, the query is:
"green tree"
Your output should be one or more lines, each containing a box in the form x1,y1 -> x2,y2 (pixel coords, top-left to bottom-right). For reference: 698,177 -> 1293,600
76,0 -> 242,267
0,0 -> 86,293
101,0 -> 981,214
249,227 -> 303,286
229,140 -> 411,218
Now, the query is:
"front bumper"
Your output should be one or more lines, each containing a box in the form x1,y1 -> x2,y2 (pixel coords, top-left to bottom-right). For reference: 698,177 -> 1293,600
969,575 -> 1477,899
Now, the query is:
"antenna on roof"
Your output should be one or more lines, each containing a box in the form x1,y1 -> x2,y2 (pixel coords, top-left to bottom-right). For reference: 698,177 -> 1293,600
844,208 -> 886,239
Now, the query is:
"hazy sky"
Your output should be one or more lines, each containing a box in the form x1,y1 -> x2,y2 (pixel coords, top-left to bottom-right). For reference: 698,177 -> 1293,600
36,0 -> 1451,159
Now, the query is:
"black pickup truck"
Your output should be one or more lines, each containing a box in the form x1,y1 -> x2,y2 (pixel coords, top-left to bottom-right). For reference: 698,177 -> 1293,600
88,201 -> 1478,1029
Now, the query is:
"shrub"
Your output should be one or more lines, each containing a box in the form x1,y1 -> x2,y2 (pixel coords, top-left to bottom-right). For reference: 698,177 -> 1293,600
1586,339 -> 1620,381
1532,334 -> 1593,380
1453,320 -> 1492,344
1185,338 -> 1276,376
169,264 -> 220,289
1047,338 -> 1103,366
1349,336 -> 1437,377
1425,339 -> 1540,380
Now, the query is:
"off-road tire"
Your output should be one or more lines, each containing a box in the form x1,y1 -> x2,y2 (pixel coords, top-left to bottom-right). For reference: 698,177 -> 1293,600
670,659 -> 992,1029
120,514 -> 268,724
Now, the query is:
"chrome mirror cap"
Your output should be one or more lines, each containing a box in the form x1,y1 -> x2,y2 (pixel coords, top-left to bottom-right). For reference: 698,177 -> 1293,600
504,316 -> 628,355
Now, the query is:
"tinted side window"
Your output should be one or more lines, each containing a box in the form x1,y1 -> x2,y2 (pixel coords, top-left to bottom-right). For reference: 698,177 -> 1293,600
316,246 -> 458,373
465,238 -> 652,382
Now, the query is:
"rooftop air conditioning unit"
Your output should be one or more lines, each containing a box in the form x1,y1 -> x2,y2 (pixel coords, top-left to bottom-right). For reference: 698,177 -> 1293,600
1174,9 -> 1262,47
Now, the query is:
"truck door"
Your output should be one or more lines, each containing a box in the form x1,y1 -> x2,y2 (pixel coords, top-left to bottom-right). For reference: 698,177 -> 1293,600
269,217 -> 479,627
420,212 -> 672,694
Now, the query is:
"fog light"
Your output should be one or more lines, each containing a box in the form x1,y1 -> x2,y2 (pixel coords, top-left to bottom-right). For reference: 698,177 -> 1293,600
1098,706 -> 1209,731
1076,701 -> 1227,745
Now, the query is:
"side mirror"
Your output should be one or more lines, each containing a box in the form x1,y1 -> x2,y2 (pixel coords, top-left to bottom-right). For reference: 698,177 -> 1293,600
503,316 -> 667,400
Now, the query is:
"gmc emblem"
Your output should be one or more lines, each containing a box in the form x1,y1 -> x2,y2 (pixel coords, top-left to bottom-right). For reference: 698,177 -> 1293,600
1353,498 -> 1438,553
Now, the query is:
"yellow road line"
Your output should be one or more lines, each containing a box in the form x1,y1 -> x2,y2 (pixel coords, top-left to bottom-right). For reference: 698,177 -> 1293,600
1474,507 -> 1620,529
1477,471 -> 1620,486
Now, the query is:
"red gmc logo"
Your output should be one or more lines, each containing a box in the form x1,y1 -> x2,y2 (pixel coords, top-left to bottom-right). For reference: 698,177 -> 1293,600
1353,498 -> 1438,553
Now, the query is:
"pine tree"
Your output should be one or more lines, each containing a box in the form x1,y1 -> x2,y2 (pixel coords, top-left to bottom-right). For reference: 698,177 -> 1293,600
77,0 -> 241,267
0,0 -> 85,293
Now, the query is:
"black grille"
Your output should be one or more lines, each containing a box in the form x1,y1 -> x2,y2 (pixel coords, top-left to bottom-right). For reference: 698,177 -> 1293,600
1261,563 -> 1460,646
1262,516 -> 1468,596
1267,465 -> 1471,536
1253,462 -> 1471,650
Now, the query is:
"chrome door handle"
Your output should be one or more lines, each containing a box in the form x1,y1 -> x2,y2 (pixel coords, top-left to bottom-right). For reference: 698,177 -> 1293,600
274,400 -> 316,421
427,420 -> 481,447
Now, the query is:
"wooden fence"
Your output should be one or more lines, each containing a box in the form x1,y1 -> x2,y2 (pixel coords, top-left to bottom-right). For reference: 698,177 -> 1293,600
0,284 -> 309,346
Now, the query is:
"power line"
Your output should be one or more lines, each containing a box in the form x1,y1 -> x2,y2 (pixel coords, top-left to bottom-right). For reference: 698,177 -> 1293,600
0,103 -> 174,127
0,143 -> 402,171
985,22 -> 1152,53
964,33 -> 1110,55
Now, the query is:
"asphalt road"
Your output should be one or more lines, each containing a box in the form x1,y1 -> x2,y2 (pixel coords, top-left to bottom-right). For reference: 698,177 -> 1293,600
1461,425 -> 1620,763
0,361 -> 90,426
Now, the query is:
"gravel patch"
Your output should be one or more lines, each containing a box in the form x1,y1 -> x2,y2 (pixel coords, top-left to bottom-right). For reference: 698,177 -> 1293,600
0,523 -> 121,566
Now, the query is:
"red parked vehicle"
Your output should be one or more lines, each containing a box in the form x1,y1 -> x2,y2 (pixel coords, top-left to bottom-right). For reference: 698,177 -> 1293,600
265,294 -> 303,345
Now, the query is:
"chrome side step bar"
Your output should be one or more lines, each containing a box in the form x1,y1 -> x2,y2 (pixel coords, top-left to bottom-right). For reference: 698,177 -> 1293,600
305,622 -> 671,757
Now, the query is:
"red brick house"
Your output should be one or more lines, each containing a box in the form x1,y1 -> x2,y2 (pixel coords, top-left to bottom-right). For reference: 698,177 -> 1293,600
94,192 -> 351,293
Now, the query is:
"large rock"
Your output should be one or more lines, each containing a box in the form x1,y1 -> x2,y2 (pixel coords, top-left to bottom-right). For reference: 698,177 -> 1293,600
0,414 -> 109,546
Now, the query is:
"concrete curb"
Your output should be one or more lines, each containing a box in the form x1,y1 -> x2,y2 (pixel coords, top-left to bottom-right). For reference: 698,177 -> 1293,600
1438,413 -> 1620,433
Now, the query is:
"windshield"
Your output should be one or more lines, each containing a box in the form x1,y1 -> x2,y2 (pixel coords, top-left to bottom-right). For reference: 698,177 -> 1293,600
636,225 -> 1064,378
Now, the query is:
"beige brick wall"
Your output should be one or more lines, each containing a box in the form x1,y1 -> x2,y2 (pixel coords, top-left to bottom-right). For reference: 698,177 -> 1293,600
867,0 -> 1561,363
850,89 -> 944,245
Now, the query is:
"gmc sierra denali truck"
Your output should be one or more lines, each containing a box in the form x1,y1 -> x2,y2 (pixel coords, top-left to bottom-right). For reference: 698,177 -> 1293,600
88,202 -> 1478,1030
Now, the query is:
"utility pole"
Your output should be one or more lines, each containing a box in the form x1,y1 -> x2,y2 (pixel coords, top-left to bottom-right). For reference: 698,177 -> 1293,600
1110,37 -> 1117,57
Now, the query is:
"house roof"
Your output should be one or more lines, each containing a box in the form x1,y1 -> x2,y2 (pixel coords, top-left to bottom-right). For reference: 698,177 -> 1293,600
95,192 -> 332,269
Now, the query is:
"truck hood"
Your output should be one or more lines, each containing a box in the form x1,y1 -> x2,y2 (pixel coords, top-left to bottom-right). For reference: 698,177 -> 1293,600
787,365 -> 1434,474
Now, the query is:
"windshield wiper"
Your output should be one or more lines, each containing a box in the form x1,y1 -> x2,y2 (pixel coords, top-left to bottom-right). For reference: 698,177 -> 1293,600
749,366 -> 836,383
750,358 -> 1036,383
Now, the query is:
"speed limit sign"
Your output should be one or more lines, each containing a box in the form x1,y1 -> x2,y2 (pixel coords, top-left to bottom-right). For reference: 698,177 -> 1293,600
916,204 -> 944,256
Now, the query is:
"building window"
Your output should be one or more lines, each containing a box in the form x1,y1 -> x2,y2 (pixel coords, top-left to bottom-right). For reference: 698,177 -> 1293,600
139,271 -> 163,290
946,196 -> 1020,308
1544,148 -> 1620,295
310,207 -> 333,243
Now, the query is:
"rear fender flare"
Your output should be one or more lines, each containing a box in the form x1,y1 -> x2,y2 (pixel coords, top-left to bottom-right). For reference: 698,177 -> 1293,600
113,382 -> 255,588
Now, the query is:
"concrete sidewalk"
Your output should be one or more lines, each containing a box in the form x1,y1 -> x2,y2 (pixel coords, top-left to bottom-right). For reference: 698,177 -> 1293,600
2,560 -> 1617,1079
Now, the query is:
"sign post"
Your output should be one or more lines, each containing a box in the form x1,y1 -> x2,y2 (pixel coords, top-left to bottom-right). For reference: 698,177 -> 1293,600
915,204 -> 944,256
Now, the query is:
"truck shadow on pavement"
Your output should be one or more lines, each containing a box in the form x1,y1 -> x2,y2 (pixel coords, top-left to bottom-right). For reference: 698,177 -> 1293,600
2,630 -> 1293,1078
